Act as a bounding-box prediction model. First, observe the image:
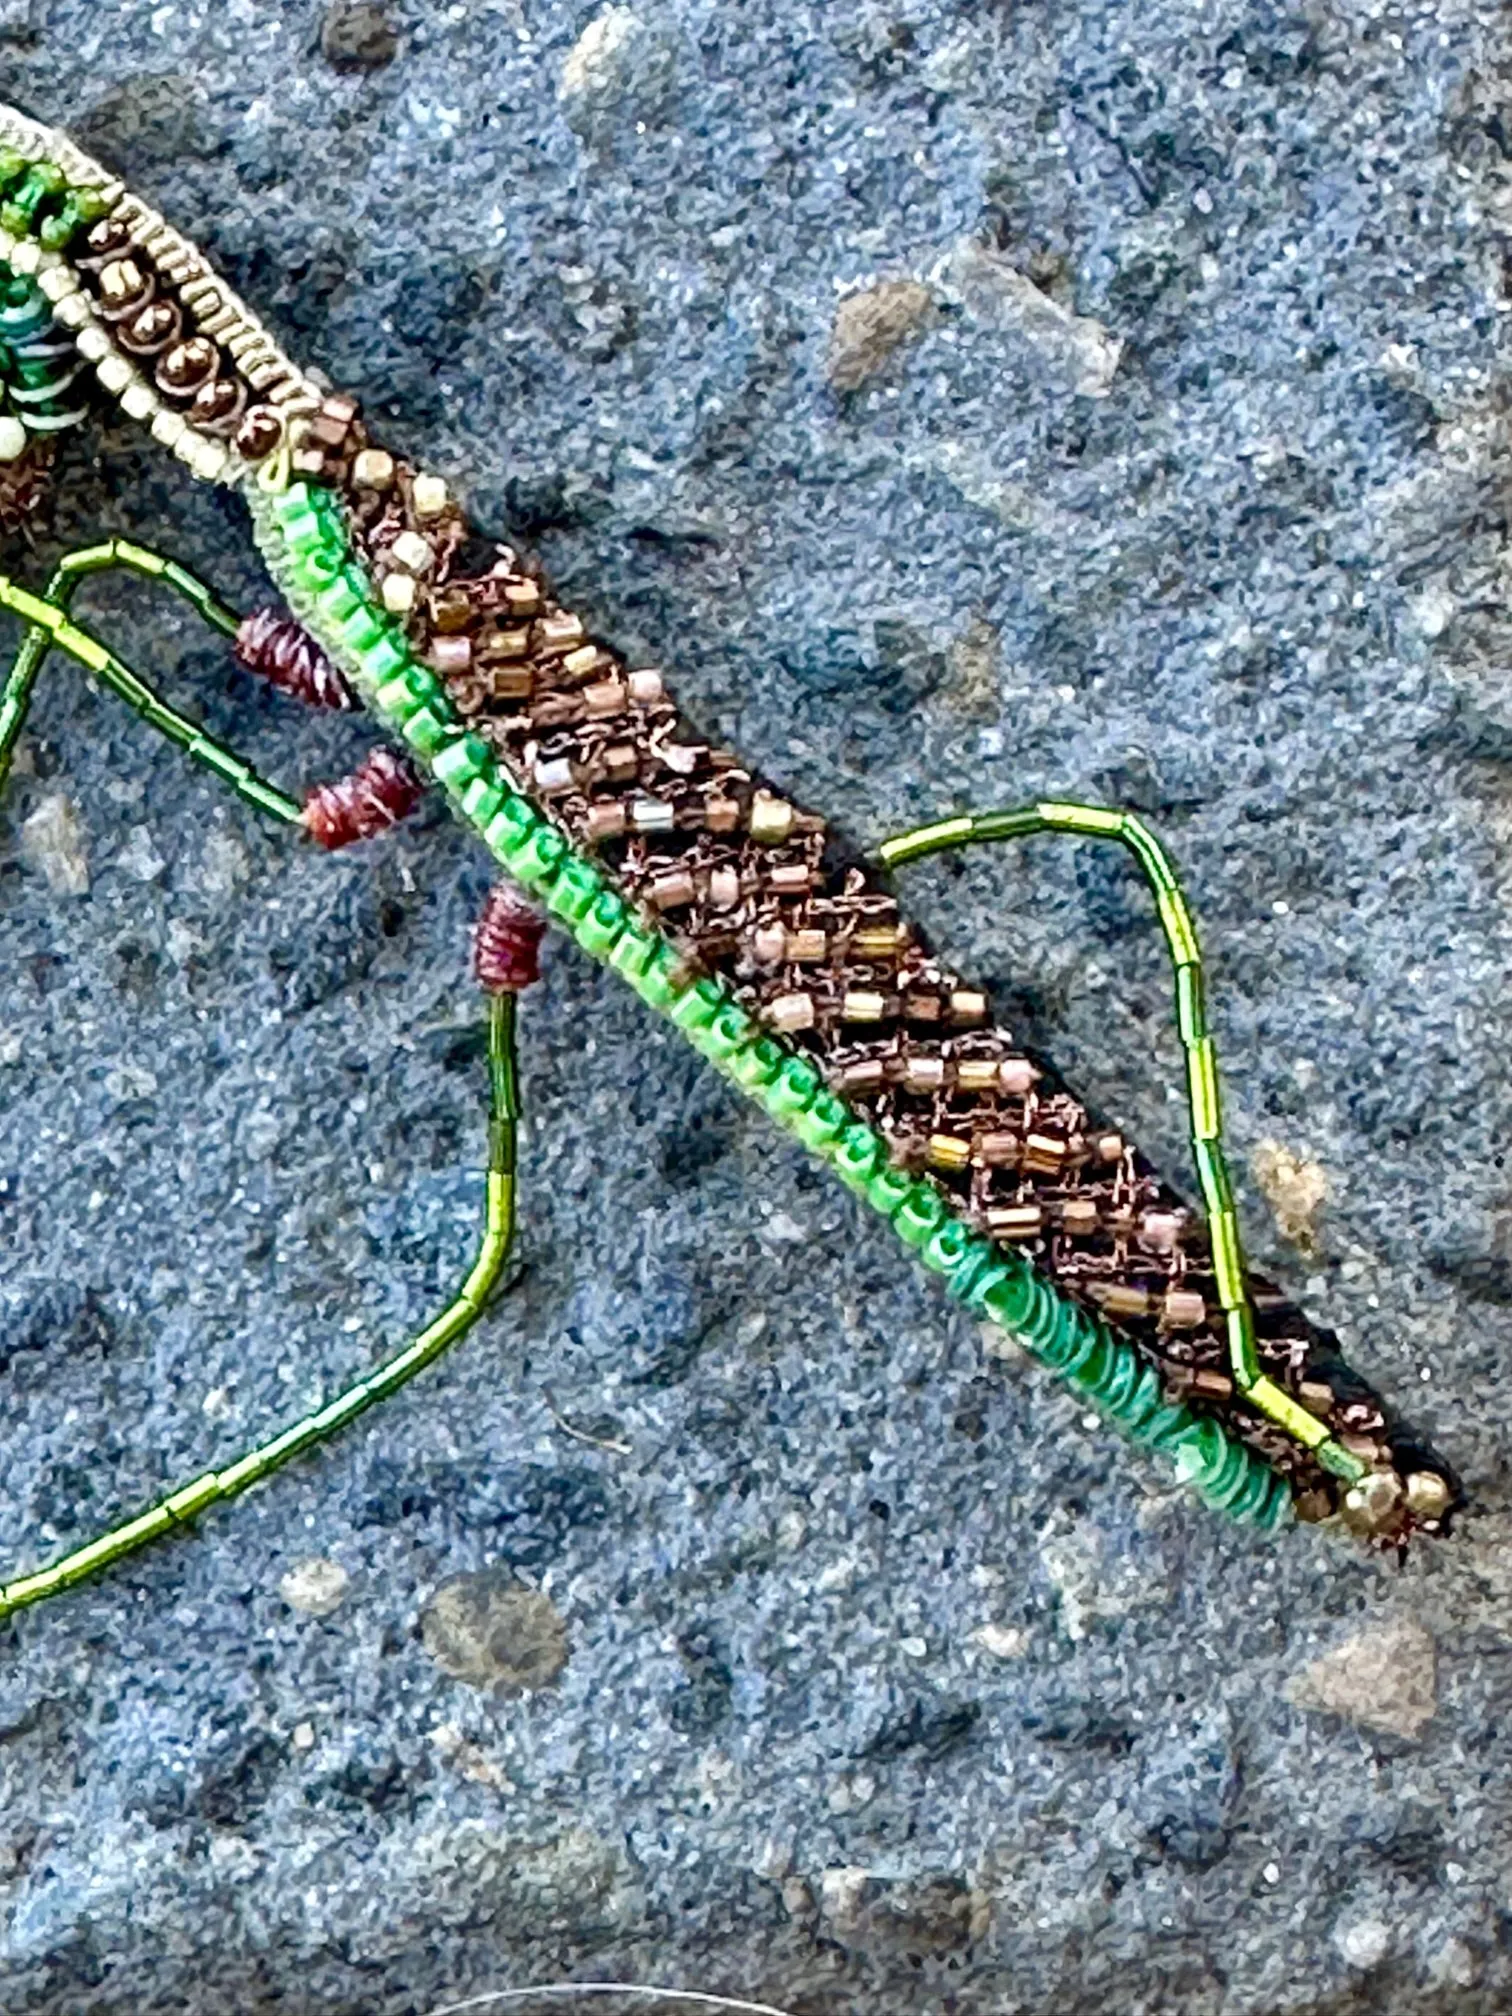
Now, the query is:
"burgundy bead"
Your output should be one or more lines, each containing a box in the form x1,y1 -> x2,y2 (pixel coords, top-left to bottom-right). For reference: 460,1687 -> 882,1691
473,886 -> 546,994
302,747 -> 425,850
234,607 -> 359,712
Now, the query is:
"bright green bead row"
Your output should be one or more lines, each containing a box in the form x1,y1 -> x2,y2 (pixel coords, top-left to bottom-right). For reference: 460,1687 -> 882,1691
0,150 -> 111,253
249,480 -> 1292,1533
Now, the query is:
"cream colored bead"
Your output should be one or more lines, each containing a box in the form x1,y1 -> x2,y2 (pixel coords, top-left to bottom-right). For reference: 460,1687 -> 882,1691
95,353 -> 133,394
150,409 -> 188,449
0,417 -> 26,462
411,472 -> 448,517
390,529 -> 434,574
381,571 -> 417,615
75,323 -> 111,361
120,381 -> 157,422
9,239 -> 39,276
37,265 -> 77,302
53,292 -> 91,329
352,448 -> 395,490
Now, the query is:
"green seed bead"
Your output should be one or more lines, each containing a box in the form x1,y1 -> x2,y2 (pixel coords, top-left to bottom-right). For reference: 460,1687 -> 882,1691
460,774 -> 506,829
316,576 -> 364,627
697,1001 -> 758,1066
607,922 -> 658,985
725,1033 -> 786,1093
1,161 -> 65,236
668,977 -> 722,1033
361,634 -> 410,687
791,1088 -> 849,1154
978,1262 -> 1039,1334
893,1183 -> 948,1250
763,1057 -> 822,1122
339,605 -> 384,655
945,1239 -> 1002,1307
484,796 -> 543,867
402,707 -> 452,758
575,888 -> 630,959
373,674 -> 424,723
0,149 -> 29,195
833,1123 -> 886,1194
432,733 -> 492,792
862,1161 -> 914,1221
630,943 -> 686,1013
545,856 -> 603,926
510,823 -> 568,893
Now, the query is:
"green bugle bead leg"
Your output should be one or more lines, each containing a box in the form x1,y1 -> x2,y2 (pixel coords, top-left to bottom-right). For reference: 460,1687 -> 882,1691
0,541 -> 298,824
0,990 -> 522,1623
878,801 -> 1366,1483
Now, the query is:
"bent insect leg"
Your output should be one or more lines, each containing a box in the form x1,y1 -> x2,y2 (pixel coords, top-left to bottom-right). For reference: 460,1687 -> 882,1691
0,962 -> 528,1622
878,801 -> 1366,1484
0,541 -> 424,843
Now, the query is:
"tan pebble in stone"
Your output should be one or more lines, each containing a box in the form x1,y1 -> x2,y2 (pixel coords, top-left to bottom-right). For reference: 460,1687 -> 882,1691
1284,1617 -> 1437,1740
421,1568 -> 569,1692
828,278 -> 933,392
1251,1139 -> 1329,1250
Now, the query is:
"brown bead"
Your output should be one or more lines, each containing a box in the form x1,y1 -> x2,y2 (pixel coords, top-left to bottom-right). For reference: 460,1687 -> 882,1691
504,580 -> 542,616
987,1203 -> 1044,1240
1340,1471 -> 1405,1538
949,989 -> 988,1025
749,792 -> 795,845
583,677 -> 626,718
431,588 -> 476,634
903,1056 -> 946,1093
491,666 -> 534,702
234,405 -> 284,462
768,993 -> 816,1034
648,869 -> 696,910
904,992 -> 942,1024
535,610 -> 586,653
707,867 -> 741,911
601,744 -> 638,783
1000,1058 -> 1040,1095
483,625 -> 531,661
584,802 -> 626,844
768,863 -> 812,896
704,795 -> 742,834
852,924 -> 906,960
786,928 -> 827,964
119,298 -> 181,355
1297,1379 -> 1336,1419
975,1131 -> 1019,1168
1091,1282 -> 1152,1321
1161,1288 -> 1207,1329
1093,1130 -> 1125,1163
837,1058 -> 886,1094
1185,1367 -> 1234,1402
77,215 -> 131,266
1061,1199 -> 1099,1238
1021,1132 -> 1067,1176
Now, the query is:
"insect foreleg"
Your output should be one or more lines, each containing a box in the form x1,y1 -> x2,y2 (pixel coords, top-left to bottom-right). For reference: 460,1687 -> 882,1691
879,801 -> 1365,1484
0,544 -> 301,825
0,984 -> 524,1622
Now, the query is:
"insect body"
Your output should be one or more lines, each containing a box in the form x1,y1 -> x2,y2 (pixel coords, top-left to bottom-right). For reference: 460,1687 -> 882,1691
0,103 -> 1461,1621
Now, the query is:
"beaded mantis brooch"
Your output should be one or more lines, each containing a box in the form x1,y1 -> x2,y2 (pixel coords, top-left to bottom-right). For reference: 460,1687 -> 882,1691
0,104 -> 1461,1623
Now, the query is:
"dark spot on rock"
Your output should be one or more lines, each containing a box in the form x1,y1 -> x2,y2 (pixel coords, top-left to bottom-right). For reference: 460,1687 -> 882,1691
421,1568 -> 569,1692
1022,1702 -> 1136,1754
74,74 -> 221,169
196,1729 -> 286,1829
865,1697 -> 981,1762
319,0 -> 399,72
1149,1813 -> 1231,1869
315,1750 -> 409,1815
669,1627 -> 733,1734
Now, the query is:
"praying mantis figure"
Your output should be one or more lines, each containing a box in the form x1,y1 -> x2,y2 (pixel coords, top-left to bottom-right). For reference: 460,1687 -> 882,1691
0,100 -> 1460,1623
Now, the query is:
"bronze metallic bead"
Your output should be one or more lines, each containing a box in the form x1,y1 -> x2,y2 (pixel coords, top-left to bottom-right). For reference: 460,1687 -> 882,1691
233,404 -> 284,461
97,256 -> 154,320
119,298 -> 182,356
190,376 -> 248,436
157,337 -> 220,395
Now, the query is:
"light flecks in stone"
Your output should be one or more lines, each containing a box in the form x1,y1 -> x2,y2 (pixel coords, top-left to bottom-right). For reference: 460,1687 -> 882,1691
1252,1139 -> 1329,1252
827,278 -> 933,392
279,1556 -> 351,1617
429,1722 -> 515,1791
421,1568 -> 570,1691
115,824 -> 167,883
20,792 -> 89,896
972,1621 -> 1027,1660
1285,1618 -> 1438,1740
559,6 -> 641,104
1334,1913 -> 1391,1970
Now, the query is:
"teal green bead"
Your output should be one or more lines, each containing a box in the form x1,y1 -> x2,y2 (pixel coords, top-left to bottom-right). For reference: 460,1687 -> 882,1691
607,920 -> 659,984
279,509 -> 325,557
946,1242 -> 1005,1307
484,796 -> 543,867
316,576 -> 364,626
697,1001 -> 758,1066
340,605 -> 385,655
373,674 -> 424,723
575,889 -> 630,959
273,482 -> 314,522
919,1215 -> 975,1280
545,856 -> 603,926
977,1261 -> 1039,1334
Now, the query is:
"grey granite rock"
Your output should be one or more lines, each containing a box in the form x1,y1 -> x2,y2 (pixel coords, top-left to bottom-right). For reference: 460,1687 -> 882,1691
2,1 -> 1512,2011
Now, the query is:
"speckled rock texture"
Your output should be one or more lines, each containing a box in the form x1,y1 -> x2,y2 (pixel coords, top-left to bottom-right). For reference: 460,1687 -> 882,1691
1,2 -> 1511,2012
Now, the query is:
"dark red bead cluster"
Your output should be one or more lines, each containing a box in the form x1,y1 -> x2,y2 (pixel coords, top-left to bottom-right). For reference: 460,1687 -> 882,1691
473,885 -> 545,994
302,746 -> 423,850
235,607 -> 357,711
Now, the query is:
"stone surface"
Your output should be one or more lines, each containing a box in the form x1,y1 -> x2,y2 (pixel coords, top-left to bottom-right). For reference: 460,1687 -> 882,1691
1,2 -> 1512,2013
1285,1616 -> 1440,1742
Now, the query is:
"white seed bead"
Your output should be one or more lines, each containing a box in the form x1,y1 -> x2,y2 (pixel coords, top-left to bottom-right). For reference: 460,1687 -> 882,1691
411,472 -> 448,517
381,571 -> 417,615
390,529 -> 434,574
0,416 -> 27,462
